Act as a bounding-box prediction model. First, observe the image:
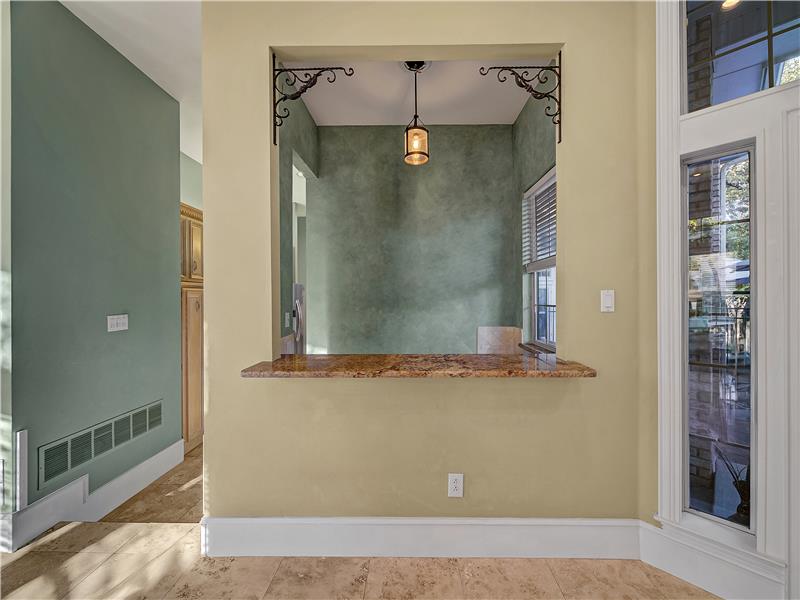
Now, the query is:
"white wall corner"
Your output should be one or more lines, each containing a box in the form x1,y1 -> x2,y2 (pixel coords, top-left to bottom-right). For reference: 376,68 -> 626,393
9,439 -> 183,551
640,522 -> 786,600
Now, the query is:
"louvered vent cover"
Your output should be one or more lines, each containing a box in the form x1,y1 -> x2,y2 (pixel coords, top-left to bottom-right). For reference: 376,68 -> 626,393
148,403 -> 162,429
114,415 -> 132,446
132,409 -> 148,438
43,441 -> 69,482
93,423 -> 113,456
70,431 -> 93,468
38,400 -> 163,488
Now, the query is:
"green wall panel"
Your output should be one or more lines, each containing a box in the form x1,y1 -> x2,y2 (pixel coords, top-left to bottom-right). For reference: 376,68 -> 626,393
11,1 -> 181,502
306,125 -> 518,354
180,152 -> 202,209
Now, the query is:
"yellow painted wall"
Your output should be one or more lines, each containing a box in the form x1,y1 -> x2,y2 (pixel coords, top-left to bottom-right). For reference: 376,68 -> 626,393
202,1 -> 657,520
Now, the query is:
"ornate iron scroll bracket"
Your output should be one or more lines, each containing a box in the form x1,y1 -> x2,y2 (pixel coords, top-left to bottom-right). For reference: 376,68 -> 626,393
272,54 -> 354,145
479,52 -> 562,143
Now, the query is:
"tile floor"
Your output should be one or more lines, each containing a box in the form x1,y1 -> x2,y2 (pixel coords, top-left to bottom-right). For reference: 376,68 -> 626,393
101,443 -> 204,524
0,445 -> 718,599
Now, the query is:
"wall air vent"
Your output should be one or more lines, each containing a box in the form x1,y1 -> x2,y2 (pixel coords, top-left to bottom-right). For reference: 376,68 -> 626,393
148,403 -> 162,429
93,423 -> 113,456
37,400 -> 163,488
132,409 -> 148,438
43,441 -> 69,482
69,431 -> 93,468
114,415 -> 131,446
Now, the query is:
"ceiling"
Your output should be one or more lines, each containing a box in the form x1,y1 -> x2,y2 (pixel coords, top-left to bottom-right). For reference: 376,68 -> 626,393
284,59 -> 552,126
63,1 -> 202,163
59,2 -> 553,156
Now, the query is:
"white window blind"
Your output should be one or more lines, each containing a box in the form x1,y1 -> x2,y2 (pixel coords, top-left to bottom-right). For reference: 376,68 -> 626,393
522,180 -> 557,269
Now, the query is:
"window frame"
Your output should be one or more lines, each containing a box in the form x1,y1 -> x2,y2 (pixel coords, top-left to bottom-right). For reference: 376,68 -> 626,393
524,166 -> 557,351
680,140 -> 757,537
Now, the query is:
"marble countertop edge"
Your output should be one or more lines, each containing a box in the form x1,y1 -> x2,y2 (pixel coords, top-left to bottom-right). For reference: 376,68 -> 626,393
241,353 -> 597,379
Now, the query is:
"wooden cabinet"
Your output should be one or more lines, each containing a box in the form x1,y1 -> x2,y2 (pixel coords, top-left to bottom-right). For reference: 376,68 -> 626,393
180,203 -> 203,454
180,204 -> 203,282
181,286 -> 203,453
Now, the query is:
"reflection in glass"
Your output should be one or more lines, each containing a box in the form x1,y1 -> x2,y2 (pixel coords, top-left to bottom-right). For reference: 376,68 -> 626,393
686,1 -> 768,68
685,1 -> 800,112
687,39 -> 771,112
773,0 -> 800,32
686,150 -> 752,528
774,28 -> 800,85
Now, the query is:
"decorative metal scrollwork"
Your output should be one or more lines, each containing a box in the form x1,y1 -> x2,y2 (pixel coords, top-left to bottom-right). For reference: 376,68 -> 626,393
273,54 -> 354,144
480,52 -> 562,143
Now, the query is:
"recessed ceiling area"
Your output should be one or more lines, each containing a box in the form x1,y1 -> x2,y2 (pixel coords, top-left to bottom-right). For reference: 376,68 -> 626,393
283,58 -> 554,126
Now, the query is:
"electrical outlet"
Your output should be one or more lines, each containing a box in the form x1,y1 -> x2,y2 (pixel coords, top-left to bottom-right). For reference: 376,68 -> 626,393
448,473 -> 464,498
107,314 -> 128,332
284,312 -> 291,328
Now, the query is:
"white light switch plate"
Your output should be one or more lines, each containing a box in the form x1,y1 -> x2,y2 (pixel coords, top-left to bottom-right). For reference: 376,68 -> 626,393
600,290 -> 615,313
107,314 -> 129,332
448,473 -> 464,498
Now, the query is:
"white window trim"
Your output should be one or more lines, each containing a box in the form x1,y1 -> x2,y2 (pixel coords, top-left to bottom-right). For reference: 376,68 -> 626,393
525,166 -> 557,272
657,1 -> 797,594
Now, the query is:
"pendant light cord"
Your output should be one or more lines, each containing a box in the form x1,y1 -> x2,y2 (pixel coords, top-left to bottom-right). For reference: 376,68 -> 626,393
414,70 -> 419,120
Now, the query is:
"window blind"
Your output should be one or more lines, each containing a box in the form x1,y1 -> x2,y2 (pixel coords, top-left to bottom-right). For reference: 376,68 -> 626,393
522,180 -> 556,268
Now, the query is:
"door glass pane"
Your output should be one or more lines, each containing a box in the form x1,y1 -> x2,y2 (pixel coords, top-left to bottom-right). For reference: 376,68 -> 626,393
774,28 -> 800,85
686,150 -> 752,529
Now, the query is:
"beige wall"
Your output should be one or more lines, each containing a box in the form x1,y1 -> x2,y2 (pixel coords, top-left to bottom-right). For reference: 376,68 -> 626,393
202,1 -> 657,520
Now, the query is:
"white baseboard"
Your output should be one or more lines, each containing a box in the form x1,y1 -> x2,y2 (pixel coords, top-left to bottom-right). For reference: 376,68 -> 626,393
4,439 -> 183,552
202,516 -> 788,599
639,522 -> 786,600
201,516 -> 642,559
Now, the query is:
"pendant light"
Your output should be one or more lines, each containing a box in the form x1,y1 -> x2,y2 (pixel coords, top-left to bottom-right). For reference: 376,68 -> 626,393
404,61 -> 429,166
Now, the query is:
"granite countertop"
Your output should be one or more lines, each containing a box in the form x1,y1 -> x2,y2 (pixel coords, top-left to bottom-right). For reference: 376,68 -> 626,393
241,353 -> 596,379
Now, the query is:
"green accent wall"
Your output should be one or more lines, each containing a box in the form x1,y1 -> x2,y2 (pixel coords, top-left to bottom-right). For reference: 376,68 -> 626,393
279,94 -> 318,337
180,152 -> 202,209
513,95 -> 556,198
11,1 -> 181,503
306,125 -> 518,354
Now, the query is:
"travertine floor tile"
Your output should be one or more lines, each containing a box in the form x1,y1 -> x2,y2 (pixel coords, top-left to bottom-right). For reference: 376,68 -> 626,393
0,550 -> 110,600
102,481 -> 201,523
637,562 -> 718,599
547,558 -> 678,600
100,526 -> 202,600
186,444 -> 203,459
365,557 -> 464,599
114,523 -> 197,557
155,455 -> 202,485
460,558 -> 565,599
175,499 -> 204,523
63,552 -> 158,600
28,521 -> 141,554
163,553 -> 281,599
264,556 -> 369,600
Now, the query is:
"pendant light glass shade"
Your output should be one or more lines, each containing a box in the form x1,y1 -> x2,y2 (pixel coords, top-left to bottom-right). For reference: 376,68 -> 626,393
404,118 -> 429,165
403,62 -> 429,166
